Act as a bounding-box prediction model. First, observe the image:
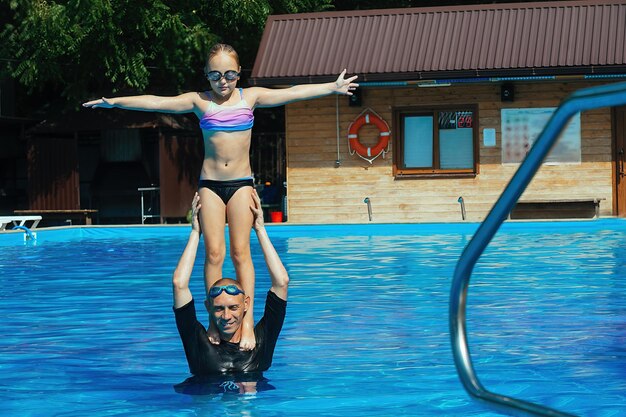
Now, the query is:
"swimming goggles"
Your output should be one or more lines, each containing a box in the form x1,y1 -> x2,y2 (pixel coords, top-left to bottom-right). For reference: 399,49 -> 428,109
205,70 -> 240,82
209,284 -> 245,298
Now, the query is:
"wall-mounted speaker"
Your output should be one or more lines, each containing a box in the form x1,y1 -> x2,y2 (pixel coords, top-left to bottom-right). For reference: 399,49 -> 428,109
348,88 -> 362,107
501,83 -> 515,102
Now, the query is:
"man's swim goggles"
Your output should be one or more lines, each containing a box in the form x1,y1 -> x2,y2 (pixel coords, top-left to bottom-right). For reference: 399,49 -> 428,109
209,284 -> 245,298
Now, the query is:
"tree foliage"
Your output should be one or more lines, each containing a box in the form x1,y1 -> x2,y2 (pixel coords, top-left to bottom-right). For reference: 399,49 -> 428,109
0,0 -> 332,112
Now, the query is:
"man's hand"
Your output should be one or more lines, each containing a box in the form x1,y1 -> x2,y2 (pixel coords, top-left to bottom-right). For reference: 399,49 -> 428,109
190,192 -> 202,234
250,189 -> 265,232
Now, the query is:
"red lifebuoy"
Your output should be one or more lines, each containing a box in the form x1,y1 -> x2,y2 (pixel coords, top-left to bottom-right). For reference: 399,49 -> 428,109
348,111 -> 390,160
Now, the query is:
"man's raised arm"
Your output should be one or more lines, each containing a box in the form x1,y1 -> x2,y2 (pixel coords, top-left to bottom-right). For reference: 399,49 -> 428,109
250,190 -> 289,301
172,193 -> 202,309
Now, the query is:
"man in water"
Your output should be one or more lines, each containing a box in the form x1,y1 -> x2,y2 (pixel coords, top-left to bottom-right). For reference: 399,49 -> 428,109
172,190 -> 288,375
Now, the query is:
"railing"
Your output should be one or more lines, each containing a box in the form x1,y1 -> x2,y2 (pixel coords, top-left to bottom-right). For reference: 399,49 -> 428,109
364,197 -> 372,221
458,196 -> 466,221
12,225 -> 36,242
449,81 -> 626,417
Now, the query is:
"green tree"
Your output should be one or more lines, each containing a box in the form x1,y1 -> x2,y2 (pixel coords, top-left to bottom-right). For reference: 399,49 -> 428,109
0,0 -> 332,115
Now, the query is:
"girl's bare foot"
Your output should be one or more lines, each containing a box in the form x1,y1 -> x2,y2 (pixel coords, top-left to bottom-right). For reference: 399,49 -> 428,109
239,318 -> 256,351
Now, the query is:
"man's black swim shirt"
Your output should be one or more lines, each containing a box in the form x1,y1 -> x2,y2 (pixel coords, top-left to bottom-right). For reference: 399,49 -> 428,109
174,290 -> 286,375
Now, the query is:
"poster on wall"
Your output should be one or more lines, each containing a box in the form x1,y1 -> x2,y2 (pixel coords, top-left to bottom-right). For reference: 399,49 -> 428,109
501,108 -> 581,164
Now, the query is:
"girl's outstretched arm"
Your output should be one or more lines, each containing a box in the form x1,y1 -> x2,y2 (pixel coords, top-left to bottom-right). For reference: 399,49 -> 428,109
82,92 -> 203,115
249,69 -> 358,108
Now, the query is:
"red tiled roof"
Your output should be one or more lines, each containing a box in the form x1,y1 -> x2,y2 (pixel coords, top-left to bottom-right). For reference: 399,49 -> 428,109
250,0 -> 626,85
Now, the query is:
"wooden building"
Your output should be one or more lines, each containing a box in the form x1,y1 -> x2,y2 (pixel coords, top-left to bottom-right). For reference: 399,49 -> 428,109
18,108 -> 284,225
250,0 -> 626,223
23,110 -> 202,225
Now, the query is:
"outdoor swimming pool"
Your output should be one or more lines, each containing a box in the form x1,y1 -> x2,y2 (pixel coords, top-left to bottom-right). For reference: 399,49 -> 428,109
1,220 -> 625,416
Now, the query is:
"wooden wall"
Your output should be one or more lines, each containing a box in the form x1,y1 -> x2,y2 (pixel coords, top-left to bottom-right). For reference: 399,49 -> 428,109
159,131 -> 203,219
285,81 -> 614,223
27,136 -> 80,210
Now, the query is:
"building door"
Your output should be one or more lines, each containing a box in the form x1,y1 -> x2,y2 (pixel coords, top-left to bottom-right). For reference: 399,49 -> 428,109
27,136 -> 80,210
616,106 -> 626,217
158,131 -> 203,221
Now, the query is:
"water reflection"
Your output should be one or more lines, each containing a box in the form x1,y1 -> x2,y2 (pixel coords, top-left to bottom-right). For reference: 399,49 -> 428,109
174,372 -> 275,396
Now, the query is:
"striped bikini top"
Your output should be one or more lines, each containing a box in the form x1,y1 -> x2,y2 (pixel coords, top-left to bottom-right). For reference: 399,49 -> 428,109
199,88 -> 254,132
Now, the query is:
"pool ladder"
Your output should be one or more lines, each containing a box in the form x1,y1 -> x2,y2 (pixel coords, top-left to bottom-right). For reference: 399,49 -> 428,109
450,81 -> 626,417
12,225 -> 37,242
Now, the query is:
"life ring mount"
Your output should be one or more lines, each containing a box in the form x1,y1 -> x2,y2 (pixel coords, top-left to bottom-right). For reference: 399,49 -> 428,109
347,109 -> 390,163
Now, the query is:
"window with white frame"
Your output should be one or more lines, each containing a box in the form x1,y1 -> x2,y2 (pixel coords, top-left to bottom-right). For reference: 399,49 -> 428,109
393,106 -> 479,178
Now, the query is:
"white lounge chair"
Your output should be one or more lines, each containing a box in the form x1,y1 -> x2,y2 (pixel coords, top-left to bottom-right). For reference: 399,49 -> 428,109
0,216 -> 42,231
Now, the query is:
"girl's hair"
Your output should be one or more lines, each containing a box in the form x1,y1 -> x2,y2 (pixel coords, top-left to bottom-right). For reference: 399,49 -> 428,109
207,43 -> 240,67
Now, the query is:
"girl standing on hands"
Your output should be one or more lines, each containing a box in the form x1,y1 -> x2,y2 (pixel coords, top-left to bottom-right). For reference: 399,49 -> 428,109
83,43 -> 358,350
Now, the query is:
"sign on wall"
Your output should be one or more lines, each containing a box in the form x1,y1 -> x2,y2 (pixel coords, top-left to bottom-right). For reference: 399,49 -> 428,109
501,108 -> 581,164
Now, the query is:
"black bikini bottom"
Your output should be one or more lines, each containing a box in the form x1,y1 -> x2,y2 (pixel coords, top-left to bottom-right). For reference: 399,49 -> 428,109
198,178 -> 254,205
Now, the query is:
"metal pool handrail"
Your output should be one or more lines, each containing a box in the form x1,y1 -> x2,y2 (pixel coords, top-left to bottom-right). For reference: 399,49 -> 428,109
450,81 -> 626,417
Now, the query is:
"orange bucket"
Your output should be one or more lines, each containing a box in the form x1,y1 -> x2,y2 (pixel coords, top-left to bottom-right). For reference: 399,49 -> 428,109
270,211 -> 283,223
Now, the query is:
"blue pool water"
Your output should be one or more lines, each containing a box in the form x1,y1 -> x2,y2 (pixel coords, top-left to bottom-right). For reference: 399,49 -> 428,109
1,221 -> 625,416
